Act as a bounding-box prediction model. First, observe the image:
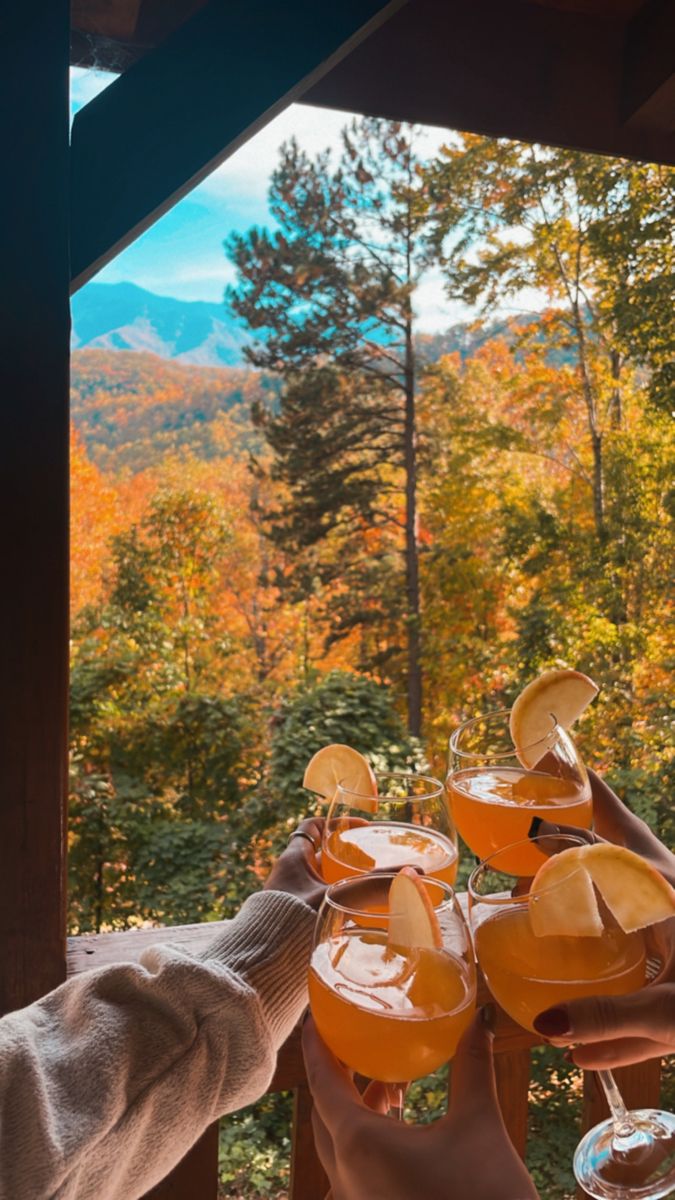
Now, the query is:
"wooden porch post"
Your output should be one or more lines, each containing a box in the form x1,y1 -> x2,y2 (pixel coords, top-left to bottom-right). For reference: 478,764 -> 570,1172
0,2 -> 70,1013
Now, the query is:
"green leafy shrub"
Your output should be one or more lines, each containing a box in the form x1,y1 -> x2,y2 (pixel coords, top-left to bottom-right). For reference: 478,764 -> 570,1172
219,1093 -> 292,1200
241,670 -> 424,870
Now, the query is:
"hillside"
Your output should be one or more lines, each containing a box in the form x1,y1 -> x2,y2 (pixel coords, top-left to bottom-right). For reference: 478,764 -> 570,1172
70,290 -> 572,476
71,283 -> 537,372
71,282 -> 250,367
70,350 -> 273,473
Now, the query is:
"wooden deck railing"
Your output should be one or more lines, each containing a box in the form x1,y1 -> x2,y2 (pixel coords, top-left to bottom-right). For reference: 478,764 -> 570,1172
67,916 -> 663,1200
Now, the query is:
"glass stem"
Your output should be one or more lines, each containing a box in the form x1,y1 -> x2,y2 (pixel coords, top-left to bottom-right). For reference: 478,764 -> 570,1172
597,1069 -> 637,1139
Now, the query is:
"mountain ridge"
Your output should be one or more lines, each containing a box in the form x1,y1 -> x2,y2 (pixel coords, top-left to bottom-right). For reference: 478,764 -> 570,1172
72,282 -> 536,370
71,282 -> 251,367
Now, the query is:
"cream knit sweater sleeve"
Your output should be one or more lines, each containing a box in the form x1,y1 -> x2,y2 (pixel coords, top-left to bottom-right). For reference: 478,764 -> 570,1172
0,890 -> 316,1200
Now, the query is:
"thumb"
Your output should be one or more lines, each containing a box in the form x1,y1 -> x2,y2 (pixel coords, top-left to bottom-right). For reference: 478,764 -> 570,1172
447,1012 -> 542,1200
448,1010 -> 503,1125
588,768 -> 637,837
588,771 -> 675,887
533,984 -> 675,1045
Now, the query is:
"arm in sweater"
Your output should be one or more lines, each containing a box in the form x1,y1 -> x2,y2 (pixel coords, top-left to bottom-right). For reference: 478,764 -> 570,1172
0,890 -> 316,1200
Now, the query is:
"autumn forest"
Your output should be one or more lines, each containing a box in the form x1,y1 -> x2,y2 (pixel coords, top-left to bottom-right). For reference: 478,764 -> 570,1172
69,122 -> 674,1198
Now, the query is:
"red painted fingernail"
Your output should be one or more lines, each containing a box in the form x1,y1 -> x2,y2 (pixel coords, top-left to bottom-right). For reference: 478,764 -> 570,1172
533,1007 -> 571,1037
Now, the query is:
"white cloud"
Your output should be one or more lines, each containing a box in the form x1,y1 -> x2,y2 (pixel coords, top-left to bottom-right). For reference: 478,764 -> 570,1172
199,103 -> 454,202
97,254 -> 237,301
198,104 -> 352,202
414,269 -> 472,332
71,75 -> 538,325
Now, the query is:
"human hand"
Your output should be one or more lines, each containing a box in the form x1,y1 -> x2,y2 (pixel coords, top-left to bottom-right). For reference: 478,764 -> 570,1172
302,1011 -> 539,1200
534,981 -> 675,1069
587,770 -> 675,887
532,770 -> 675,1065
264,818 -> 326,911
532,768 -> 675,888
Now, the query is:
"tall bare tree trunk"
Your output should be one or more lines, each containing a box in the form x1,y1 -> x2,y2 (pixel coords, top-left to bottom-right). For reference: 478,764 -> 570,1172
573,303 -> 606,542
609,349 -> 622,429
403,294 -> 422,736
404,365 -> 421,734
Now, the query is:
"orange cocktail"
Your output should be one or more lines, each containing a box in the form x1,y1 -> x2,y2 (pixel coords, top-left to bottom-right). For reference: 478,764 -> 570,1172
474,904 -> 645,1033
448,711 -> 592,876
470,836 -> 675,1200
323,772 -> 458,886
309,931 -> 474,1080
322,822 -> 458,886
468,836 -> 646,1032
310,873 -> 476,1085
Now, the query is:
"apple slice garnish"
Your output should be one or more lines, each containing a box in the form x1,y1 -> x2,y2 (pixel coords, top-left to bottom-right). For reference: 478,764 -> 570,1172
388,866 -> 443,950
529,842 -> 675,938
510,668 -> 598,768
303,744 -> 378,811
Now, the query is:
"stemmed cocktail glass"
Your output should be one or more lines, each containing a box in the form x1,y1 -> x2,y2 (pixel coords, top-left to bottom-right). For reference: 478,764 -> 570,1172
322,772 -> 458,886
448,710 -> 592,876
468,836 -> 675,1199
309,873 -> 476,1118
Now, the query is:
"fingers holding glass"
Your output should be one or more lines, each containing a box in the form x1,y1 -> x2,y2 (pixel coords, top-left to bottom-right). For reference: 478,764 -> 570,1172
468,836 -> 675,1199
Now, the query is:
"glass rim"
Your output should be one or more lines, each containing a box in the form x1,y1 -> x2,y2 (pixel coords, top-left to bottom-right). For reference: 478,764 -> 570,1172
322,871 -> 457,919
449,707 -> 561,762
336,770 -> 444,804
467,833 -> 590,904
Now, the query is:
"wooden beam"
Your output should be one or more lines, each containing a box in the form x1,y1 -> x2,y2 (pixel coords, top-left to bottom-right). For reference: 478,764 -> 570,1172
71,0 -> 143,41
0,1 -> 70,1013
621,0 -> 675,132
305,0 -> 675,167
290,1085 -> 330,1200
70,0 -> 406,291
494,1048 -> 531,1158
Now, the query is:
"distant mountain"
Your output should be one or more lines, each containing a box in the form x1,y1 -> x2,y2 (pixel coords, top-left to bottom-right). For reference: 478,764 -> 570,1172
70,286 -> 572,474
71,282 -> 251,367
417,315 -> 576,368
71,349 -> 276,473
71,282 -> 563,374
416,320 -> 519,364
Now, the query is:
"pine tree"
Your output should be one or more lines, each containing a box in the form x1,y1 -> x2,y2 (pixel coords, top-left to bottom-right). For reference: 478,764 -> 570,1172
227,118 -> 438,735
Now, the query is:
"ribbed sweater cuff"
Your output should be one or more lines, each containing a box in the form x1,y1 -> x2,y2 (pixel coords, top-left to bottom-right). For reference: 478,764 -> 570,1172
198,891 -> 317,1046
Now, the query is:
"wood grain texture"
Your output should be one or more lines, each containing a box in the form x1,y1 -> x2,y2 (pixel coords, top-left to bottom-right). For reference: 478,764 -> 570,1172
494,1048 -> 532,1158
290,1085 -> 330,1200
67,920 -> 224,975
0,0 -> 70,1017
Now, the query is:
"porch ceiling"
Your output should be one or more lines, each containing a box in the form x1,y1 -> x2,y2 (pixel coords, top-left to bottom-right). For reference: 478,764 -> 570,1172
70,0 -> 675,166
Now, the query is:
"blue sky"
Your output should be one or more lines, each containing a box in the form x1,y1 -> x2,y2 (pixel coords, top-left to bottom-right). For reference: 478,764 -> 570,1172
71,69 -> 544,332
70,68 -> 470,332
